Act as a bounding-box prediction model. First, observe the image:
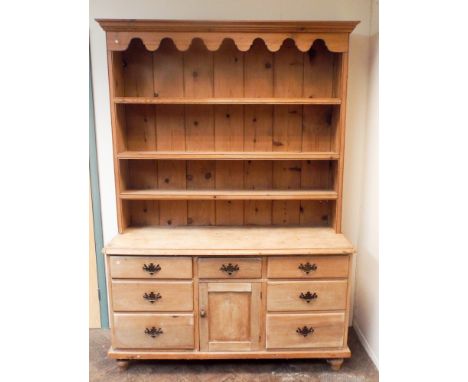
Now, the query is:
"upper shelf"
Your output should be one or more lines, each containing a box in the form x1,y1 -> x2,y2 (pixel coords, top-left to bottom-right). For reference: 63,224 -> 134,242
113,97 -> 342,105
120,190 -> 338,200
117,151 -> 340,160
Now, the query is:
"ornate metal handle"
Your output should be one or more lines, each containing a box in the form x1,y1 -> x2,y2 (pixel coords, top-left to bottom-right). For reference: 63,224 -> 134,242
142,263 -> 161,275
143,291 -> 162,303
296,326 -> 314,337
298,262 -> 317,274
299,291 -> 318,303
200,309 -> 206,318
220,263 -> 239,276
144,327 -> 163,338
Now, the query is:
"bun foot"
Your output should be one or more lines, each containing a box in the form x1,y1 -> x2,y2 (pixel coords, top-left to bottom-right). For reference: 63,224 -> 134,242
116,359 -> 129,370
326,358 -> 344,371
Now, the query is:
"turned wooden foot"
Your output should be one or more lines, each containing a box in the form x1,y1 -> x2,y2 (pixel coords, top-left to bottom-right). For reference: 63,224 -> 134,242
326,358 -> 344,371
116,359 -> 129,370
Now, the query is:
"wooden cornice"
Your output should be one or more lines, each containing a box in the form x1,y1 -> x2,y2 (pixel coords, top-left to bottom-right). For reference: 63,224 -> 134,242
96,19 -> 360,33
96,19 -> 359,53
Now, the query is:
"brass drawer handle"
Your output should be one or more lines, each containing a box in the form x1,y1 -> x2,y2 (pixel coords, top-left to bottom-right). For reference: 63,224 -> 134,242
299,291 -> 318,303
220,263 -> 239,276
144,327 -> 163,338
143,292 -> 162,303
296,326 -> 314,337
298,262 -> 317,274
142,263 -> 161,275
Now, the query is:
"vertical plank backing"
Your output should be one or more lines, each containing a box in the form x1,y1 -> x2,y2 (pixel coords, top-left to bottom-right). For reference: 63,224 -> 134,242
273,40 -> 303,152
153,39 -> 186,151
302,106 -> 333,152
125,105 -> 157,151
187,161 -> 215,225
183,40 -> 215,224
185,106 -> 214,151
153,39 -> 184,97
158,160 -> 187,226
303,40 -> 335,98
245,161 -> 272,225
272,40 -> 304,223
272,160 -> 300,225
126,160 -> 158,190
214,40 -> 244,152
301,160 -> 333,190
215,106 -> 244,151
244,39 -> 273,152
122,40 -> 154,97
156,105 -> 186,151
300,200 -> 332,226
129,200 -> 160,226
215,161 -> 244,225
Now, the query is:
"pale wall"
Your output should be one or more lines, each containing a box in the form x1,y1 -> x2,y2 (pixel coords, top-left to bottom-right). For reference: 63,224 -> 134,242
89,0 -> 378,366
351,0 -> 379,367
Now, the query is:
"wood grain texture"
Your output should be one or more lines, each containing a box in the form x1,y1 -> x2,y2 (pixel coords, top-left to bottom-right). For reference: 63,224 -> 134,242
266,312 -> 345,349
113,313 -> 195,349
109,256 -> 192,279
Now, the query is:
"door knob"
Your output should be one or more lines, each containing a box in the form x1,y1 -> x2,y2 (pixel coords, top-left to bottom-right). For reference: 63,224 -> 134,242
200,309 -> 206,318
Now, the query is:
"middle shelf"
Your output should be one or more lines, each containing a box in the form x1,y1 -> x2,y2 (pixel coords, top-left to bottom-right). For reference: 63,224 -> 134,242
119,189 -> 338,200
117,151 -> 340,160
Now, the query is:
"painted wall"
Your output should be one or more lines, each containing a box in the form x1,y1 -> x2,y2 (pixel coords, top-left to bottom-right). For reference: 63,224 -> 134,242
351,0 -> 379,367
89,0 -> 378,365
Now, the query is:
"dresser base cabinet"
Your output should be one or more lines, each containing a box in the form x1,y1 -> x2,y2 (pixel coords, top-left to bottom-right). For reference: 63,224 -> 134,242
103,227 -> 354,371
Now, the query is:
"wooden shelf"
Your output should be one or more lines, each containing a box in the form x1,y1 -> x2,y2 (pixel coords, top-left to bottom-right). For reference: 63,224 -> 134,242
117,151 -> 340,160
120,190 -> 337,200
104,226 -> 354,256
113,97 -> 341,105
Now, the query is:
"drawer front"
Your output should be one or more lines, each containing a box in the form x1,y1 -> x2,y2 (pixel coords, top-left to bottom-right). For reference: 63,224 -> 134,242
113,313 -> 195,349
267,280 -> 348,311
109,256 -> 192,279
198,257 -> 261,279
266,313 -> 345,349
112,281 -> 193,312
267,256 -> 349,279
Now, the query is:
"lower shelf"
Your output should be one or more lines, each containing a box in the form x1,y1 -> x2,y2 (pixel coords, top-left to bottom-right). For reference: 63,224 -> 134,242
108,346 -> 351,360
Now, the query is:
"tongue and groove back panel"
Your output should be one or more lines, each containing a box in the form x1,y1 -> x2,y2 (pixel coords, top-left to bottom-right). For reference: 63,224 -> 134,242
110,37 -> 345,230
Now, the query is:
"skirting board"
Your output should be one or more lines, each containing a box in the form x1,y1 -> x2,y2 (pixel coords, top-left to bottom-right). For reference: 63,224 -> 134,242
352,321 -> 379,369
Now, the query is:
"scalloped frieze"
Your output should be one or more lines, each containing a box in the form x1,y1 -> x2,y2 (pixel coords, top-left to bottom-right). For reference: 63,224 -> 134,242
106,32 -> 349,53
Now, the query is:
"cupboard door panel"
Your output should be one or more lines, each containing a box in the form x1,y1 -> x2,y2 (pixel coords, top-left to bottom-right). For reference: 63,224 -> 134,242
199,282 -> 261,351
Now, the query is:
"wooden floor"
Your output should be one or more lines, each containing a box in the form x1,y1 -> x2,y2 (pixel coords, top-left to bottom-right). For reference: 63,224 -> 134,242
89,328 -> 378,381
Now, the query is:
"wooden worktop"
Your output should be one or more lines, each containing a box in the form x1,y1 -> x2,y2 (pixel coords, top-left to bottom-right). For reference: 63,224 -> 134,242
105,226 -> 354,256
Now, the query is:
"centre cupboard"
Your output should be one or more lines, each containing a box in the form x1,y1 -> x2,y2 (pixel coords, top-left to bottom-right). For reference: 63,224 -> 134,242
98,19 -> 358,371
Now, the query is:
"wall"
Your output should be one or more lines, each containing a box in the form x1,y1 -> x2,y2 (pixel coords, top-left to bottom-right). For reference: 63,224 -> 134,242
89,0 -> 378,365
350,0 -> 379,368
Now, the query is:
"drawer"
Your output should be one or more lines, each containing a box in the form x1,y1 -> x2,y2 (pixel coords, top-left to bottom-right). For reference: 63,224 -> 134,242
267,256 -> 349,279
266,313 -> 345,349
198,257 -> 261,279
109,256 -> 192,279
267,280 -> 348,311
111,281 -> 193,312
113,313 -> 195,349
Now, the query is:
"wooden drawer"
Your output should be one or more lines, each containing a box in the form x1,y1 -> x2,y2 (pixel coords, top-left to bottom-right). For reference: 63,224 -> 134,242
109,256 -> 192,279
198,257 -> 261,279
113,313 -> 195,349
267,280 -> 347,312
267,256 -> 349,279
111,281 -> 193,312
266,313 -> 345,349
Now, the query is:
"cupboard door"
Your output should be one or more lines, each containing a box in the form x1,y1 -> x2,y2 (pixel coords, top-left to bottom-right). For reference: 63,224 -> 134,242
199,282 -> 261,351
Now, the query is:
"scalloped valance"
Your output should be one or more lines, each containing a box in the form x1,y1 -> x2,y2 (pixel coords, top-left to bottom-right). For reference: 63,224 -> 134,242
97,20 -> 359,53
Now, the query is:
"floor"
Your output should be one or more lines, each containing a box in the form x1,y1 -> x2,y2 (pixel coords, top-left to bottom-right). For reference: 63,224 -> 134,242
90,328 -> 378,382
